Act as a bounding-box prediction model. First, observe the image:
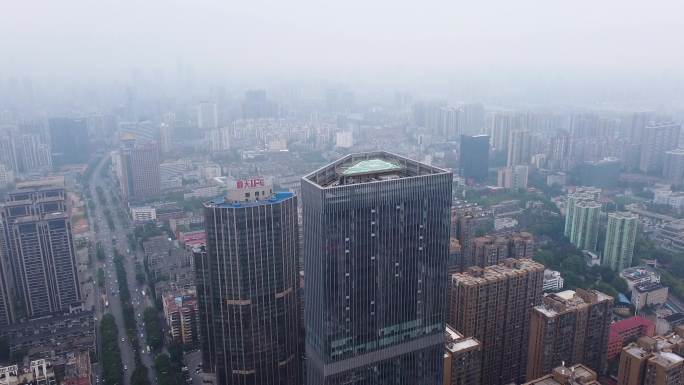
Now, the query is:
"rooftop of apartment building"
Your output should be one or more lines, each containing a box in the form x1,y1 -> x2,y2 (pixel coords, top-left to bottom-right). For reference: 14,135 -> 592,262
444,325 -> 480,355
452,258 -> 544,286
304,151 -> 449,188
534,289 -> 612,318
522,364 -> 599,385
634,281 -> 666,293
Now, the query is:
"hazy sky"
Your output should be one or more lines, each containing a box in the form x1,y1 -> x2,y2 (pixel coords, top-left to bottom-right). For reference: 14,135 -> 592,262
2,0 -> 683,102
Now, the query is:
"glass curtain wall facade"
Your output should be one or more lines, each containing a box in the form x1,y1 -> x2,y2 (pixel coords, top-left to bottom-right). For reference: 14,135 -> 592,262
302,152 -> 452,385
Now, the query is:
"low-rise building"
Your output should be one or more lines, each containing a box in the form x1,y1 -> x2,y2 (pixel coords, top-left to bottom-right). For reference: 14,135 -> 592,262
129,205 -> 156,223
62,350 -> 92,385
0,311 -> 95,360
0,360 -> 56,385
621,267 -> 661,292
162,289 -> 200,347
607,316 -> 656,361
655,219 -> 684,253
543,269 -> 564,292
632,282 -> 669,311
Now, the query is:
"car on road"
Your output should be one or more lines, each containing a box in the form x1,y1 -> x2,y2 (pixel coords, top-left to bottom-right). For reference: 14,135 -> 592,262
124,365 -> 127,371
121,337 -> 125,342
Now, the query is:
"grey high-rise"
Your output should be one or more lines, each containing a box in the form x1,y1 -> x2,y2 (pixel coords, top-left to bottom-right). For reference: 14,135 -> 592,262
0,179 -> 81,319
0,226 -> 14,326
302,152 -> 453,385
460,135 -> 490,182
198,179 -> 301,385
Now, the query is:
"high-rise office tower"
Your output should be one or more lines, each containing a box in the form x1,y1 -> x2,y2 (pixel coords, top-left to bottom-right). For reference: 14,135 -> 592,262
527,289 -> 614,380
639,123 -> 681,174
49,118 -> 90,166
199,178 -> 301,385
564,189 -> 602,252
449,258 -> 545,385
302,152 -> 452,385
197,102 -> 218,130
117,139 -> 161,202
0,179 -> 82,319
663,149 -> 684,184
460,135 -> 490,182
603,212 -> 638,272
507,130 -> 532,167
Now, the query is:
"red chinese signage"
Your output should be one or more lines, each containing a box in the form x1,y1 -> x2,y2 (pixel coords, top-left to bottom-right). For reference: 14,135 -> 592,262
236,178 -> 265,189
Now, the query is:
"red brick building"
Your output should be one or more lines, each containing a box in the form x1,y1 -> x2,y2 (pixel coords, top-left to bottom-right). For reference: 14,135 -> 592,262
607,316 -> 655,360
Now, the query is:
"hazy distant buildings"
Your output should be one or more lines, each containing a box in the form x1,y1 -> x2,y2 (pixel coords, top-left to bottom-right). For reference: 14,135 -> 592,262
527,289 -> 614,379
335,131 -> 353,148
207,127 -> 231,152
639,123 -> 681,174
507,130 -> 532,166
242,90 -> 277,119
0,179 -> 81,319
197,102 -> 218,130
15,133 -> 52,172
498,165 -> 529,189
0,163 -> 14,188
663,148 -> 684,184
199,178 -> 301,385
48,118 -> 89,166
578,158 -> 621,189
159,123 -> 173,154
603,212 -> 638,272
116,138 -> 160,202
0,132 -> 18,172
460,135 -> 489,182
449,259 -> 545,385
302,152 -> 452,385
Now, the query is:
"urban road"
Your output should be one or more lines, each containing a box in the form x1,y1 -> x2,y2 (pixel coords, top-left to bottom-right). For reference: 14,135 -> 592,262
87,155 -> 157,385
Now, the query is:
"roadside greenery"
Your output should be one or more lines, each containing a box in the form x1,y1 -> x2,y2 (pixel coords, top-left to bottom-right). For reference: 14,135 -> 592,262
143,307 -> 164,352
97,268 -> 105,288
113,250 -> 137,339
100,314 -> 124,385
154,354 -> 185,385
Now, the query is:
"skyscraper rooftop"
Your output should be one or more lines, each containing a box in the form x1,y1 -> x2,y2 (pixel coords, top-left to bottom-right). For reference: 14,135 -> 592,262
304,151 -> 449,187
